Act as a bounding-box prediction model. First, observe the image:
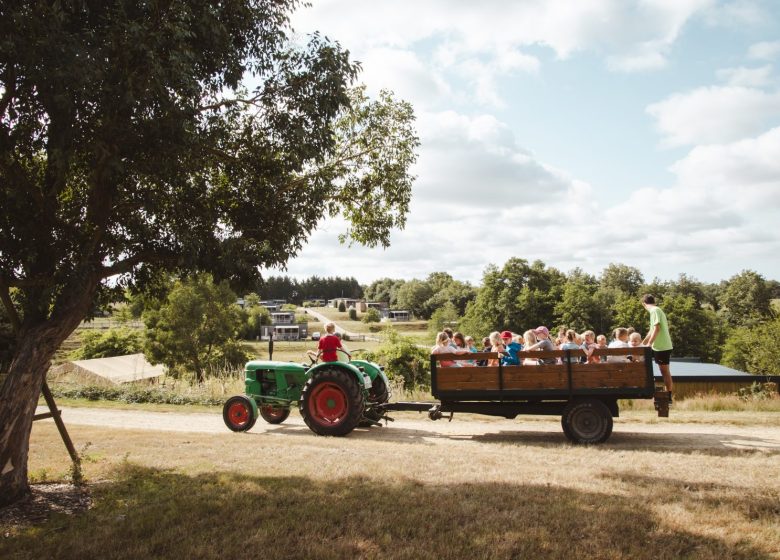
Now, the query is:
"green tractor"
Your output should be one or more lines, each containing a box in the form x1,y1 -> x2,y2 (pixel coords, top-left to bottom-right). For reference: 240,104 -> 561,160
223,349 -> 390,436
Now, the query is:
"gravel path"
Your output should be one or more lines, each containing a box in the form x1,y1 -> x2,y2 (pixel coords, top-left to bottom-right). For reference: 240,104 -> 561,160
36,405 -> 780,453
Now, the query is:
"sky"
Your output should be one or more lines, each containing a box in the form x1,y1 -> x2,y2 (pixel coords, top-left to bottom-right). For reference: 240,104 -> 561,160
266,0 -> 780,286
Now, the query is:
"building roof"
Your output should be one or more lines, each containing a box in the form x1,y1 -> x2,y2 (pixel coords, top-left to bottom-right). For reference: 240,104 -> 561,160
657,361 -> 751,377
53,353 -> 165,384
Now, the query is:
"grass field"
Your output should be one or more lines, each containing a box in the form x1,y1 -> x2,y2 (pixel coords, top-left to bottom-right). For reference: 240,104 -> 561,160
3,408 -> 779,559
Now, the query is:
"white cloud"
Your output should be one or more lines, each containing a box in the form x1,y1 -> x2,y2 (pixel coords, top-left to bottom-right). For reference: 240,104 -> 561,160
646,86 -> 780,147
748,40 -> 780,60
703,0 -> 768,26
358,48 -> 454,109
716,64 -> 774,87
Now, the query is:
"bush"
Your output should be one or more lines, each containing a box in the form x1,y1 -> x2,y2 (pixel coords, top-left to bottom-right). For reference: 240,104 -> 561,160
361,328 -> 430,388
362,308 -> 380,323
338,301 -> 346,312
70,329 -> 143,360
348,308 -> 357,320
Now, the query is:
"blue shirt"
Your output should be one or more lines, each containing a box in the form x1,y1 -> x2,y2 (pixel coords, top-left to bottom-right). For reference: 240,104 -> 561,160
501,341 -> 522,366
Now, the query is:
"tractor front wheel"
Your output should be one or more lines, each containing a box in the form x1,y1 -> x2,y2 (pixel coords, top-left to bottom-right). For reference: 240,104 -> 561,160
299,368 -> 364,436
260,405 -> 291,424
223,395 -> 257,432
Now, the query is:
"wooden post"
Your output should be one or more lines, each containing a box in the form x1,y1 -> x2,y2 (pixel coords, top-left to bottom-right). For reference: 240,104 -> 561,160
33,381 -> 80,466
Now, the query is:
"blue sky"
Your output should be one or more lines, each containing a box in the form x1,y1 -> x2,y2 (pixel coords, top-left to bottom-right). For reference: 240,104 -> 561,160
268,0 -> 780,286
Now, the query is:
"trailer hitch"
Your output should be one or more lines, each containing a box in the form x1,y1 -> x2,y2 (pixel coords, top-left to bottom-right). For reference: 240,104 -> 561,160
428,405 -> 453,422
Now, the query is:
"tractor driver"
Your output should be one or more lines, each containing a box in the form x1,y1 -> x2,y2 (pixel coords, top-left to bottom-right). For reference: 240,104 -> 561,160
312,322 -> 351,363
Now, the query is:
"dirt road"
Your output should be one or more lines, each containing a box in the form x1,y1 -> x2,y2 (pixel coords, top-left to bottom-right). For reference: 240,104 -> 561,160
37,405 -> 780,453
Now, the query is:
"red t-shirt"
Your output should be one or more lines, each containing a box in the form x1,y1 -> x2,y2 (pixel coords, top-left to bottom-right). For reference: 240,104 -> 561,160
318,334 -> 342,362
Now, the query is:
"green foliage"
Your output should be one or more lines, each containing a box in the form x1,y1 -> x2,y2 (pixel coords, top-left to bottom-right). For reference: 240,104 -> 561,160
460,259 -> 565,338
664,294 -> 724,362
395,280 -> 434,318
348,308 -> 358,320
143,275 -> 248,382
48,385 -> 226,407
554,275 -> 599,332
361,308 -> 380,323
611,294 -> 648,334
363,278 -> 406,306
599,264 -> 644,295
338,301 -> 347,312
281,304 -> 298,311
428,302 -> 459,337
722,315 -> 780,375
238,304 -> 270,340
718,270 -> 774,327
70,329 -> 143,360
361,329 -> 430,388
260,276 -> 363,304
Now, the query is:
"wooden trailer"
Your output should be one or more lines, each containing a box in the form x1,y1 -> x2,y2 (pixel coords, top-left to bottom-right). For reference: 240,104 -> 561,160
413,346 -> 670,444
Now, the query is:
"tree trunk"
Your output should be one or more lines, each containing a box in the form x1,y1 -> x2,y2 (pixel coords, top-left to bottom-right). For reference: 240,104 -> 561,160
0,327 -> 63,506
0,282 -> 96,507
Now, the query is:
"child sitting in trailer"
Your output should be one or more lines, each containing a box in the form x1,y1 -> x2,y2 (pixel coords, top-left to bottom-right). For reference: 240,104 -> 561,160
500,331 -> 522,366
628,331 -> 644,361
488,331 -> 505,367
607,327 -> 630,362
521,330 -> 540,365
580,330 -> 600,363
431,331 -> 469,367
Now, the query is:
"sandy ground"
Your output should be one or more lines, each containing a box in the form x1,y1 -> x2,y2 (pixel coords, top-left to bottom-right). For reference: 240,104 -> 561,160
36,405 -> 780,453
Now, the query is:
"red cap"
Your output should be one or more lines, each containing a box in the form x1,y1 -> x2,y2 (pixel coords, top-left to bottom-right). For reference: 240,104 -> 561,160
500,330 -> 513,339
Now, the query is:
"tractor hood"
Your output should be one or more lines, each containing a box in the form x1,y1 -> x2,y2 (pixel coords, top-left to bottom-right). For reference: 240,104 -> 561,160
245,360 -> 308,374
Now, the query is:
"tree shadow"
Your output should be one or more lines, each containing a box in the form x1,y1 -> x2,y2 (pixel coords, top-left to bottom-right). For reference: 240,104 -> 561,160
602,472 -> 780,525
1,464 -> 773,560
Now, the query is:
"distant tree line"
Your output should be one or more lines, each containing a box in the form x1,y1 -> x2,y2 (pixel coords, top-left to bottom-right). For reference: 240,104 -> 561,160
258,275 -> 363,304
365,260 -> 779,371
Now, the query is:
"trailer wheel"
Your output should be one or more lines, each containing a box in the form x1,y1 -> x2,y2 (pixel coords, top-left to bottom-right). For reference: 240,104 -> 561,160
259,405 -> 290,425
299,368 -> 364,436
223,395 -> 257,432
561,399 -> 613,444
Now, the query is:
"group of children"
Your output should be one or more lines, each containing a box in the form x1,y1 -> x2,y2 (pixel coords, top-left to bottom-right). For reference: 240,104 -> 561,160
431,326 -> 646,367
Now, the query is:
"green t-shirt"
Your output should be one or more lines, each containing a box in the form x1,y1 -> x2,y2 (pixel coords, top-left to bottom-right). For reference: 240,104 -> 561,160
648,306 -> 673,351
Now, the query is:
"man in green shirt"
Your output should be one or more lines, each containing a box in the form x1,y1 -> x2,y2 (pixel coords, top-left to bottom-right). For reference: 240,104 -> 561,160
641,294 -> 673,395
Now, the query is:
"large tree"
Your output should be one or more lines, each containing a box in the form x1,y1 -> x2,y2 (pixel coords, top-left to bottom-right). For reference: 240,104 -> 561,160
0,1 -> 417,505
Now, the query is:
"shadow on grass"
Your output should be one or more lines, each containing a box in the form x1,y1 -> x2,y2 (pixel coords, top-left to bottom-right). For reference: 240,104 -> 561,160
1,464 -> 773,560
604,472 -> 780,523
253,420 -> 780,458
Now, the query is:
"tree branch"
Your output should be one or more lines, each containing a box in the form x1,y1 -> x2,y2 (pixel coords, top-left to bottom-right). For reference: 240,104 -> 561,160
198,94 -> 263,113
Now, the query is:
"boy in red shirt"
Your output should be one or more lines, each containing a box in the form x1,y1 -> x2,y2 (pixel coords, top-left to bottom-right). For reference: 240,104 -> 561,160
316,322 -> 350,362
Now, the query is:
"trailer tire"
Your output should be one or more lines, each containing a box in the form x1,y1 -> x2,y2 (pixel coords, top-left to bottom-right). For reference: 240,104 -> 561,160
300,368 -> 364,436
259,405 -> 290,424
223,395 -> 257,432
561,399 -> 613,444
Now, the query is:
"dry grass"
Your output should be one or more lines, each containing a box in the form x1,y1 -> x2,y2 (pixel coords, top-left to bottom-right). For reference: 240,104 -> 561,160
3,411 -> 779,559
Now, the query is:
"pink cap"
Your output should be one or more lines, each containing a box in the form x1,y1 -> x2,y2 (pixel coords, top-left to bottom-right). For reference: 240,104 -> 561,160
533,326 -> 549,336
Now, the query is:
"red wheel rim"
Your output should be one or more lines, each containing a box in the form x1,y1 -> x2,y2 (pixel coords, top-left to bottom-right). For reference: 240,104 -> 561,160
228,401 -> 250,427
262,405 -> 285,419
309,382 -> 348,425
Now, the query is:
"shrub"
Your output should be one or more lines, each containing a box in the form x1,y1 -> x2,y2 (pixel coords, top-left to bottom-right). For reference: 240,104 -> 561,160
348,308 -> 358,320
362,308 -> 380,323
338,301 -> 346,312
70,329 -> 143,360
361,328 -> 430,388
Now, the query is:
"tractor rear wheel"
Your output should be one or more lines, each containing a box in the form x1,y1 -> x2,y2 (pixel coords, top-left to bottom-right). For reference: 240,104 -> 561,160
561,399 -> 613,444
223,395 -> 257,432
299,368 -> 364,436
260,405 -> 291,424
359,375 -> 389,427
